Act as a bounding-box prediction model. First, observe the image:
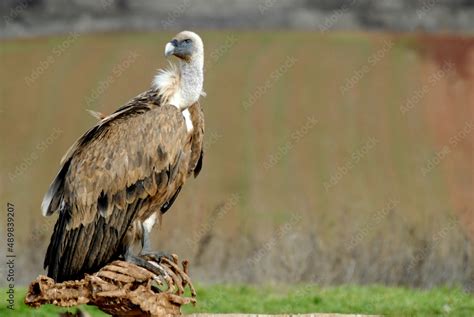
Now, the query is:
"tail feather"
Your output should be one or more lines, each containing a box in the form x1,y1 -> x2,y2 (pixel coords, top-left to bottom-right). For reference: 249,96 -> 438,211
44,200 -> 144,282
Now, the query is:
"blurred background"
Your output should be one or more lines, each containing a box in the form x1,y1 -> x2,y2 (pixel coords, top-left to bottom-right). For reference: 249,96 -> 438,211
0,0 -> 473,293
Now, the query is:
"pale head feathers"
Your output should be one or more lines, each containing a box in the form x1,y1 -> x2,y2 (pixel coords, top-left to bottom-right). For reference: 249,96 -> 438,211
153,31 -> 204,115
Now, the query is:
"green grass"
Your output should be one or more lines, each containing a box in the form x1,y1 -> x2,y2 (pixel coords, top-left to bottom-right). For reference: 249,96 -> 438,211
1,284 -> 473,316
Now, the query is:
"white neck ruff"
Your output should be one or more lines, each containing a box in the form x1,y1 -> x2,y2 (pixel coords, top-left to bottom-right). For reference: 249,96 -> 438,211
153,57 -> 203,111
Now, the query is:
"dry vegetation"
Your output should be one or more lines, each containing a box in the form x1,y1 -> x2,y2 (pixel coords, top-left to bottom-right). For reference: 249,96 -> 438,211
0,31 -> 473,290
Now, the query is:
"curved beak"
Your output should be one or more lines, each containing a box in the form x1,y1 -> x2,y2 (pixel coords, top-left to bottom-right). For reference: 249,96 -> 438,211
164,42 -> 175,57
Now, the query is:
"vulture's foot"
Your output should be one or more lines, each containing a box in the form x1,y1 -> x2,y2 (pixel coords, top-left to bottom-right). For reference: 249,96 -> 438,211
140,250 -> 174,263
125,253 -> 168,277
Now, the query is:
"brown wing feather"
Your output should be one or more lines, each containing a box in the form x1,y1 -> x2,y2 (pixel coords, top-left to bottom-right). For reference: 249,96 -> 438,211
188,101 -> 205,177
154,101 -> 205,215
43,91 -> 192,282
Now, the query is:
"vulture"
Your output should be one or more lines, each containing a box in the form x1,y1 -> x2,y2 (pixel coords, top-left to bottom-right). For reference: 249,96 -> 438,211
41,31 -> 205,282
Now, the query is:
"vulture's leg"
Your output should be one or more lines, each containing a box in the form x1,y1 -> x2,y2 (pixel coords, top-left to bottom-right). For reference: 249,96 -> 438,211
120,216 -> 170,275
141,220 -> 152,251
140,212 -> 158,252
139,213 -> 174,262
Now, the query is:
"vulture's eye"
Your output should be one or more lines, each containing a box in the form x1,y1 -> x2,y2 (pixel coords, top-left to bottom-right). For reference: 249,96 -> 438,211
183,39 -> 192,44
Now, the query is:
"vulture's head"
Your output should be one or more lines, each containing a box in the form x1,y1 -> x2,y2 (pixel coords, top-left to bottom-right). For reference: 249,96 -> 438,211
165,31 -> 204,62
